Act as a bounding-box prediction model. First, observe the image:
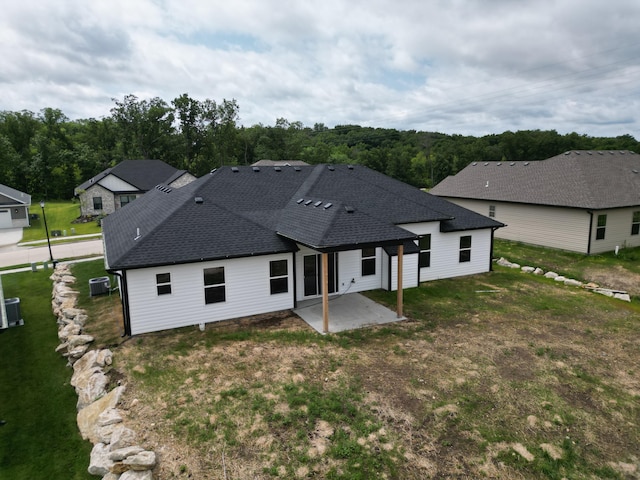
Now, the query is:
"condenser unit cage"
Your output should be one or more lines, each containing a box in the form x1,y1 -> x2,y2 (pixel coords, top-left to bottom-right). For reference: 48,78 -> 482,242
89,277 -> 111,297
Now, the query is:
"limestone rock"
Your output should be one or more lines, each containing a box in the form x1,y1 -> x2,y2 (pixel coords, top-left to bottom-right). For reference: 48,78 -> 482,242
109,446 -> 145,462
553,276 -> 566,282
88,443 -> 113,476
110,425 -> 137,450
544,271 -> 558,279
614,293 -> 631,302
521,266 -> 535,273
68,345 -> 90,361
96,423 -> 118,444
533,267 -> 544,275
564,279 -> 582,287
55,342 -> 69,353
102,473 -> 120,480
123,451 -> 156,471
63,307 -> 85,320
58,322 -> 82,341
119,470 -> 153,480
77,386 -> 126,443
594,289 -> 615,298
75,368 -> 109,410
68,334 -> 95,348
98,408 -> 124,427
509,262 -> 520,269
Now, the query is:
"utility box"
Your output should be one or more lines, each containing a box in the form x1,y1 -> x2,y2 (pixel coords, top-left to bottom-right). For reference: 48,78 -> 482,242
89,277 -> 110,297
5,298 -> 23,327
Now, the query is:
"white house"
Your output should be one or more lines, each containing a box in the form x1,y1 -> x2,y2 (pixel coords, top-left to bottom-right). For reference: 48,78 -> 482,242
74,159 -> 195,217
430,150 -> 640,254
0,184 -> 31,229
102,164 -> 503,335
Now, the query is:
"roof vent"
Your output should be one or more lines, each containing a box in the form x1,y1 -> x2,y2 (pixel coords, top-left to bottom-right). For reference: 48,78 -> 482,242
510,162 -> 515,166
497,162 -> 502,166
328,165 -> 335,171
210,168 -> 217,174
323,203 -> 333,209
195,196 -> 204,204
296,198 -> 304,204
294,166 -> 301,172
304,200 -> 313,205
314,201 -> 323,207
587,151 -> 592,155
274,166 -> 282,172
347,165 -> 354,170
134,228 -> 141,241
598,151 -> 604,155
155,185 -> 172,193
252,166 -> 260,172
620,151 -> 626,155
483,162 -> 489,166
633,169 -> 639,174
575,151 -> 580,155
345,206 -> 355,213
524,162 -> 530,166
472,162 -> 477,166
231,166 -> 239,172
564,152 -> 570,155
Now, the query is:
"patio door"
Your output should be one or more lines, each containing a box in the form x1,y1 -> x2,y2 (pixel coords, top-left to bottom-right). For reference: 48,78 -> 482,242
303,253 -> 338,297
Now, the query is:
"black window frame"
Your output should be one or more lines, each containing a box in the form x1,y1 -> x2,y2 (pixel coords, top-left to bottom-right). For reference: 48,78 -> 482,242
120,195 -> 136,207
488,205 -> 496,218
418,234 -> 431,268
204,267 -> 226,304
93,196 -> 103,210
596,214 -> 607,240
459,235 -> 472,263
361,247 -> 376,276
632,211 -> 640,236
269,259 -> 289,295
156,272 -> 172,295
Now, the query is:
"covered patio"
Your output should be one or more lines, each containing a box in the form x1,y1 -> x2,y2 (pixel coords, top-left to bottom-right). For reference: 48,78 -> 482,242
294,292 -> 406,334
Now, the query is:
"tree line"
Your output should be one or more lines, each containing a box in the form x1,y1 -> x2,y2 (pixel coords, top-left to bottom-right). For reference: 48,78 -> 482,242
1,93 -> 638,200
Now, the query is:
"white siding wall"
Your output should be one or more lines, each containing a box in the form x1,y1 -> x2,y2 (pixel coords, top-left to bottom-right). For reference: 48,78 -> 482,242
399,222 -> 494,282
126,253 -> 294,335
388,253 -> 419,291
590,207 -> 640,254
446,199 -> 591,254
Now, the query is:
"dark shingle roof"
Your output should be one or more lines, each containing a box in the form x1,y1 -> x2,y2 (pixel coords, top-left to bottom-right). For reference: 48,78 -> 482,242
0,184 -> 30,206
430,150 -> 640,209
76,160 -> 188,193
104,164 -> 502,269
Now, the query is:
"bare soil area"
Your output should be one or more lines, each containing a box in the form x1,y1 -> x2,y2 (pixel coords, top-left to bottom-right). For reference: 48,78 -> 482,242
584,264 -> 640,296
104,277 -> 640,479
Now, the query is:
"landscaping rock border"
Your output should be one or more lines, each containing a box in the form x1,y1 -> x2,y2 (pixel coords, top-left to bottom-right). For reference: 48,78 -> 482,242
495,257 -> 631,302
51,264 -> 157,479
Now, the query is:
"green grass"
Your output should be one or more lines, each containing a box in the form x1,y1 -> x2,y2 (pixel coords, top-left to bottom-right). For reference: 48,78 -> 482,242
22,201 -> 101,243
0,270 -> 93,479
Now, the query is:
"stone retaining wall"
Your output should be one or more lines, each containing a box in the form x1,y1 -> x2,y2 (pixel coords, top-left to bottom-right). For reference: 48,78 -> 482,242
51,264 -> 157,480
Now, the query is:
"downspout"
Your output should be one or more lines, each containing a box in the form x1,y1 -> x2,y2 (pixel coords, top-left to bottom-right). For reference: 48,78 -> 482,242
109,270 -> 132,336
490,227 -> 497,272
292,252 -> 297,308
587,211 -> 593,255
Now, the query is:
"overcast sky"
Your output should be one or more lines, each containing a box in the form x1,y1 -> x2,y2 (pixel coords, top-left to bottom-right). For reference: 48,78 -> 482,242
2,0 -> 640,137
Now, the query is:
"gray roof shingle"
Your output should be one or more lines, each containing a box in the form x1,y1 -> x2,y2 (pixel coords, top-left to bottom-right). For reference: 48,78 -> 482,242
430,150 -> 640,209
76,160 -> 189,193
103,164 -> 502,269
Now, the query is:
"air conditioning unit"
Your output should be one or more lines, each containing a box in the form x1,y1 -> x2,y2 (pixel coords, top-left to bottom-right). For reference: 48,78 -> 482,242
89,277 -> 111,297
5,298 -> 23,326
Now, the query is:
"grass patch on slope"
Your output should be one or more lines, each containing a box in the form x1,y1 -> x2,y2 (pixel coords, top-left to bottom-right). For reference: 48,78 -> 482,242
22,201 -> 101,243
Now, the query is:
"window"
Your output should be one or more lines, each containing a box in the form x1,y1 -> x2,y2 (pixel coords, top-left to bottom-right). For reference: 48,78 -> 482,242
459,235 -> 472,263
632,211 -> 640,235
361,248 -> 376,276
204,267 -> 225,304
93,196 -> 103,210
156,273 -> 172,295
120,195 -> 136,207
270,259 -> 288,294
489,205 -> 496,218
596,214 -> 607,240
418,234 -> 431,268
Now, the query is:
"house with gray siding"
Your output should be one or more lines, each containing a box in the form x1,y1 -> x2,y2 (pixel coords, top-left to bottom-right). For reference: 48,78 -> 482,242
102,164 -> 503,336
74,160 -> 195,217
0,184 -> 31,229
430,150 -> 640,254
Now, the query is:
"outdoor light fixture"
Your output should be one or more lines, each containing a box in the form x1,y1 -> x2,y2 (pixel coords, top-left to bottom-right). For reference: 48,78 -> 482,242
40,200 -> 54,266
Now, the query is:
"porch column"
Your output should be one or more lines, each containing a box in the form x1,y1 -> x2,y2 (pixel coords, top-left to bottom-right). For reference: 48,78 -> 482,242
322,252 -> 329,333
397,244 -> 404,318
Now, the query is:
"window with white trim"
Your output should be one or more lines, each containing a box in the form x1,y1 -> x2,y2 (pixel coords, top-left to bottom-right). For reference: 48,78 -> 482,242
361,248 -> 376,276
418,234 -> 431,268
269,259 -> 288,294
489,205 -> 496,218
156,273 -> 172,295
204,267 -> 225,304
596,214 -> 607,240
632,211 -> 640,235
459,235 -> 472,263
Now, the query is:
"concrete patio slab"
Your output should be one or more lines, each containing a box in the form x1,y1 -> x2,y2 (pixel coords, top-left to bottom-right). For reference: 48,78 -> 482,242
294,292 -> 405,334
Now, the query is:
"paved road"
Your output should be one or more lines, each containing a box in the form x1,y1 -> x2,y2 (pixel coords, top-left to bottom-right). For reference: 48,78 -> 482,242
0,239 -> 104,269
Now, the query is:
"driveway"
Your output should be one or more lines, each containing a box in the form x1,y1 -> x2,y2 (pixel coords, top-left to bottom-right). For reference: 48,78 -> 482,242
0,228 -> 23,248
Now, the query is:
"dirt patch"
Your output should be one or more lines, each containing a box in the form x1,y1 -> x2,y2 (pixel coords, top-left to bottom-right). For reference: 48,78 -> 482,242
583,264 -> 640,296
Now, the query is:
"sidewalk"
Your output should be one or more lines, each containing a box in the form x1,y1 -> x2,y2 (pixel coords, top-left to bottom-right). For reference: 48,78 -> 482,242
0,239 -> 104,269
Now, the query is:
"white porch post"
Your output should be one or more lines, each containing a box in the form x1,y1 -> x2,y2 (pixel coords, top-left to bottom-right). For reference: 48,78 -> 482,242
322,252 -> 329,333
397,244 -> 404,318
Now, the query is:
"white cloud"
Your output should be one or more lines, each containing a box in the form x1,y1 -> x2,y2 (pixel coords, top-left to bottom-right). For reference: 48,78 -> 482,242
1,0 -> 639,136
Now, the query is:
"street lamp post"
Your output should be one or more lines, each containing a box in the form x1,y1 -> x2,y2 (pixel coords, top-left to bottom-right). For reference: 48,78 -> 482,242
40,200 -> 54,267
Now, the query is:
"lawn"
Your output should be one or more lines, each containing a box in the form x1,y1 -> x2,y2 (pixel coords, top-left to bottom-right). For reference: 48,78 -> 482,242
0,269 -> 93,480
71,252 -> 640,479
22,201 -> 101,243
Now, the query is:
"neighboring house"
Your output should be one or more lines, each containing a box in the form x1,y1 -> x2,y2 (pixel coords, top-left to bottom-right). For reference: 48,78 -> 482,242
102,164 -> 503,336
74,160 -> 196,217
430,150 -> 640,254
0,184 -> 31,229
252,160 -> 310,167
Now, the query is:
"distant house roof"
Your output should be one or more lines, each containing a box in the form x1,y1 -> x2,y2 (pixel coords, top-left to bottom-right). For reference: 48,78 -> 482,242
430,150 -> 640,210
103,164 -> 502,270
0,184 -> 31,206
75,160 -> 190,193
252,160 -> 310,166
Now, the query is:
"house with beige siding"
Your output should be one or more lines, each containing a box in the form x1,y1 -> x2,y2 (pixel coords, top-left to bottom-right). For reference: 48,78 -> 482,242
102,164 -> 503,336
430,150 -> 640,254
74,160 -> 195,217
